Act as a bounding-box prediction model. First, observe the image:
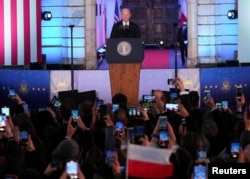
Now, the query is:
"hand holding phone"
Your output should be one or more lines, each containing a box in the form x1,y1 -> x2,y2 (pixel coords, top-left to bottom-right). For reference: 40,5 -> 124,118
196,149 -> 207,164
71,109 -> 79,127
115,121 -> 124,136
236,85 -> 243,99
231,142 -> 240,159
105,149 -> 115,164
100,104 -> 107,120
204,90 -> 211,102
20,130 -> 28,147
194,165 -> 206,179
159,116 -> 167,129
1,107 -> 10,116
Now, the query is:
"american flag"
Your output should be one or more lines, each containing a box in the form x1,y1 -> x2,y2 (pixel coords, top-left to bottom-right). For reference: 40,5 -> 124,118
179,0 -> 187,26
0,0 -> 41,66
114,0 -> 120,23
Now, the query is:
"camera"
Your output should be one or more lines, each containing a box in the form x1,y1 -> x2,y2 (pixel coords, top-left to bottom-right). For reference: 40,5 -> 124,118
20,130 -> 28,147
66,160 -> 78,178
71,109 -> 79,127
167,79 -> 176,85
193,165 -> 206,179
231,142 -> 240,159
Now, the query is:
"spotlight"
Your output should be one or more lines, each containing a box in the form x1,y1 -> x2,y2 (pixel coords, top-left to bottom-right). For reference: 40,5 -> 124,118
159,40 -> 165,49
227,10 -> 237,19
42,11 -> 52,21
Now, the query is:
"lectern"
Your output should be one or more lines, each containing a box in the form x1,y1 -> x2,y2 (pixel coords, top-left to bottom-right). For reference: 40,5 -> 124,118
106,38 -> 144,106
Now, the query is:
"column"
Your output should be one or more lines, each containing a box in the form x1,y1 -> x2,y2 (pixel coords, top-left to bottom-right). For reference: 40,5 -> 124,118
85,0 -> 97,69
187,0 -> 198,68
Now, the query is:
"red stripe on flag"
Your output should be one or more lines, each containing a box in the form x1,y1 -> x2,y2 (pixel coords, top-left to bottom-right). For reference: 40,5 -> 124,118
128,160 -> 174,178
11,0 -> 18,65
0,1 -> 5,65
23,0 -> 30,65
36,0 -> 41,62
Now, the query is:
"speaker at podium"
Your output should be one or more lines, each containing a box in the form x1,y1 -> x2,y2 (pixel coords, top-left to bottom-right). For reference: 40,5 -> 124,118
106,38 -> 144,106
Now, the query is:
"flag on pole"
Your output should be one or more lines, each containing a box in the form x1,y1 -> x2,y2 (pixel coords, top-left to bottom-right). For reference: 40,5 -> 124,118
179,0 -> 187,26
126,144 -> 174,178
114,0 -> 120,23
0,0 -> 41,66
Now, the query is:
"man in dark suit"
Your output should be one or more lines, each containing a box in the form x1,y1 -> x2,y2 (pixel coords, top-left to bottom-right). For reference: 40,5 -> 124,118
177,21 -> 188,66
110,8 -> 141,38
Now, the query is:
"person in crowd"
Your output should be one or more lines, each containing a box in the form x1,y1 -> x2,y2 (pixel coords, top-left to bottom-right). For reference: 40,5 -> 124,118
110,8 -> 141,38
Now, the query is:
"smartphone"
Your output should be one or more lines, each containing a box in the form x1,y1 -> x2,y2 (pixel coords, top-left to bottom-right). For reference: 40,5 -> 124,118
38,107 -> 47,112
115,121 -> 124,136
66,160 -> 78,176
165,103 -> 178,111
167,79 -> 176,85
159,116 -> 167,129
170,91 -> 178,101
215,102 -> 221,109
193,165 -> 206,179
1,107 -> 10,116
22,104 -> 29,112
236,86 -> 243,99
221,100 -> 228,109
128,107 -> 141,117
96,99 -> 104,110
204,90 -> 211,101
231,142 -> 240,159
105,149 -> 115,164
8,88 -> 16,96
158,130 -> 169,148
112,104 -> 119,112
197,149 -> 207,164
51,155 -> 60,168
142,95 -> 156,103
71,109 -> 79,127
140,101 -> 151,111
127,127 -> 134,142
54,99 -> 61,108
20,130 -> 28,146
4,175 -> 18,179
100,104 -> 107,120
181,118 -> 186,125
0,115 -> 6,132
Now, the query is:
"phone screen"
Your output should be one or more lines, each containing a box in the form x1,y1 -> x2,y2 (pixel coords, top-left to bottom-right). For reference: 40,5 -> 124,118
128,108 -> 141,117
71,109 -> 79,120
96,99 -> 104,110
20,131 -> 28,146
112,104 -> 119,112
1,107 -> 10,116
9,88 -> 16,96
165,103 -> 178,111
231,142 -> 240,158
236,86 -> 243,98
197,149 -> 207,164
168,79 -> 176,85
159,130 -> 169,141
222,100 -> 228,109
159,116 -> 167,129
194,165 -> 206,179
0,115 -> 6,132
142,95 -> 156,103
204,90 -> 211,101
100,104 -> 107,117
105,149 -> 115,164
66,161 -> 78,175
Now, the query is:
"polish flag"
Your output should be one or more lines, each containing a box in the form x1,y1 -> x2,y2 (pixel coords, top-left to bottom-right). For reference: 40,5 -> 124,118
179,0 -> 187,26
0,0 -> 41,66
126,144 -> 174,178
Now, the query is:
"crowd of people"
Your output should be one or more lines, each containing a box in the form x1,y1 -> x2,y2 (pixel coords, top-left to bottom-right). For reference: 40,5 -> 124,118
0,76 -> 249,179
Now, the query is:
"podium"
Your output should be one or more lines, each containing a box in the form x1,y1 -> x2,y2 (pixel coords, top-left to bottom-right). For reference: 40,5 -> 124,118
106,38 -> 144,106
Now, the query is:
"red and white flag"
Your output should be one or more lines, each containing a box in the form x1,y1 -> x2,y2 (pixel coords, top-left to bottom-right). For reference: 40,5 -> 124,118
0,0 -> 41,66
126,144 -> 174,178
114,0 -> 120,23
179,0 -> 187,26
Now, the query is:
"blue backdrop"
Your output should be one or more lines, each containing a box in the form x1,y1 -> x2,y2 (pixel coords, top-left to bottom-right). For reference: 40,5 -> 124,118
0,70 -> 50,110
200,67 -> 250,110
